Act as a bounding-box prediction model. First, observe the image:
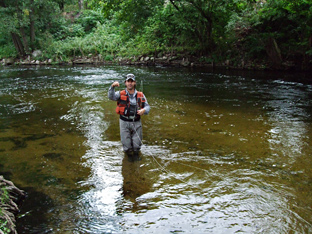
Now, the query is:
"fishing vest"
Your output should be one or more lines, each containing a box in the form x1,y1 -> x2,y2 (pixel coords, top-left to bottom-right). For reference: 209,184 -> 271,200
116,90 -> 146,117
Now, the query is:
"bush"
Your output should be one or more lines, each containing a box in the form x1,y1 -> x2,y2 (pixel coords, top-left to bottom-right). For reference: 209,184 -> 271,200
76,10 -> 106,33
44,21 -> 123,60
0,44 -> 18,59
53,24 -> 86,40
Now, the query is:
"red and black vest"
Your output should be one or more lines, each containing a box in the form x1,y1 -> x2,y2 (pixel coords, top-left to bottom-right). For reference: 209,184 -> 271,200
116,90 -> 146,117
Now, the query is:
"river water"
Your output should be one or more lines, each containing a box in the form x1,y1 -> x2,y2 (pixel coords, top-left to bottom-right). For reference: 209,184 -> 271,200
0,65 -> 312,233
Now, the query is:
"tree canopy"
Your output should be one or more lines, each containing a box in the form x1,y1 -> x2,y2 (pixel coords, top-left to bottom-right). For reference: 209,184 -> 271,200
0,0 -> 311,69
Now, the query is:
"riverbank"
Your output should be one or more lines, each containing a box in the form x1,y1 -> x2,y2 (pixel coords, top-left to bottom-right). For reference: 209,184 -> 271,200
0,176 -> 25,234
1,52 -> 310,71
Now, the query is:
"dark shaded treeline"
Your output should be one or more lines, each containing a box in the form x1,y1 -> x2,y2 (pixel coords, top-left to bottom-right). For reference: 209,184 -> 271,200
0,0 -> 311,70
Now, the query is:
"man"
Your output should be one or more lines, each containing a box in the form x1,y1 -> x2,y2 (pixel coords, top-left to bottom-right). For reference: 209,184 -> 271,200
108,73 -> 150,158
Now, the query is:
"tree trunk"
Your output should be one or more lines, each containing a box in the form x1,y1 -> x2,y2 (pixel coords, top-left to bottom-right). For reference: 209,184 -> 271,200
78,0 -> 84,11
0,1 -> 6,7
29,0 -> 35,51
19,27 -> 29,54
265,37 -> 282,69
11,32 -> 26,57
30,19 -> 35,50
303,34 -> 312,70
59,0 -> 65,11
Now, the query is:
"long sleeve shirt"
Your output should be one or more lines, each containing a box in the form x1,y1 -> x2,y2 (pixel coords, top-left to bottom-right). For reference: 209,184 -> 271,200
108,86 -> 150,116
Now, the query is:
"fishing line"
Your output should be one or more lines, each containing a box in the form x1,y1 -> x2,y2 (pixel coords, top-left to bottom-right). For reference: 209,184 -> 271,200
131,122 -> 200,189
119,78 -> 201,188
125,81 -> 202,189
131,122 -> 210,175
131,123 -> 172,174
169,160 -> 212,176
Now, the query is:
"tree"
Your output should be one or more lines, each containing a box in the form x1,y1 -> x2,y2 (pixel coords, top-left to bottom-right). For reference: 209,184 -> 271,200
249,0 -> 312,67
54,0 -> 75,11
88,0 -> 165,38
0,0 -> 62,56
166,0 -> 251,54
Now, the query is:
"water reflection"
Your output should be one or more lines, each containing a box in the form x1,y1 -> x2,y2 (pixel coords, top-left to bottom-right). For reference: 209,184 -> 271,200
265,80 -> 310,163
121,154 -> 153,203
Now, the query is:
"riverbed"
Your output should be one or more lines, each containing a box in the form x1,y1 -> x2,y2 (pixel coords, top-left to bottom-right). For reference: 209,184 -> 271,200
0,66 -> 311,233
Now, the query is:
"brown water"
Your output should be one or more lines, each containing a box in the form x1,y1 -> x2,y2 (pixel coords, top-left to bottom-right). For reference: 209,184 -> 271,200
0,66 -> 312,233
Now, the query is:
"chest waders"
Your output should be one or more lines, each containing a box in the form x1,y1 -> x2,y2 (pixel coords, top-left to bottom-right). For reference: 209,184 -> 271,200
117,90 -> 145,155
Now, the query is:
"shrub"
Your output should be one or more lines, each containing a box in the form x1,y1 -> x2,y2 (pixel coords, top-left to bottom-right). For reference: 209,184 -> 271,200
43,21 -> 123,60
76,10 -> 106,33
0,44 -> 17,59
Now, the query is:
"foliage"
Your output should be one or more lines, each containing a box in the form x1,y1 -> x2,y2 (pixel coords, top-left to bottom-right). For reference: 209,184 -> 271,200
0,219 -> 10,234
56,24 -> 85,40
119,4 -> 184,56
249,0 -> 312,57
0,187 -> 10,234
0,0 -> 311,68
87,0 -> 164,38
0,43 -> 17,59
0,187 -> 9,204
76,10 -> 106,33
0,0 -> 63,55
44,21 -> 122,60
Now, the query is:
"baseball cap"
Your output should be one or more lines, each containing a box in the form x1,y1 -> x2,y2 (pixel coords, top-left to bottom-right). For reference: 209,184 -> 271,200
125,73 -> 135,81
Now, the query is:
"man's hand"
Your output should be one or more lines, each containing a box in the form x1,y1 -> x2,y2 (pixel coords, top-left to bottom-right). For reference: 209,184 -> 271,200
112,81 -> 120,87
137,108 -> 145,116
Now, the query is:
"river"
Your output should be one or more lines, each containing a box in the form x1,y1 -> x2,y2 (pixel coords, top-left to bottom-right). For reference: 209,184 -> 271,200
0,65 -> 311,233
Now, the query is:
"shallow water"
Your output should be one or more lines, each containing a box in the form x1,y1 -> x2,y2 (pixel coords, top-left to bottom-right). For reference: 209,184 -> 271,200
0,66 -> 312,233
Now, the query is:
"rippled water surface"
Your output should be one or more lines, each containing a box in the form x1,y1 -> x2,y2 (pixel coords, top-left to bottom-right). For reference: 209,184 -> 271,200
0,66 -> 312,233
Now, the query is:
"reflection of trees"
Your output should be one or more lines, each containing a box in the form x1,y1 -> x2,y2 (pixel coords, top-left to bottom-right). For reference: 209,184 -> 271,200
265,83 -> 309,161
120,154 -> 153,206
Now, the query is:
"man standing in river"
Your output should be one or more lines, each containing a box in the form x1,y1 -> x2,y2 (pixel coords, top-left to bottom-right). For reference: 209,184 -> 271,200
108,74 -> 150,158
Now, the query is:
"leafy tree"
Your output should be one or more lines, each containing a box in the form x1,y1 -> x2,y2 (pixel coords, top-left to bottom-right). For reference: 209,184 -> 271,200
54,0 -> 75,10
0,0 -> 28,56
246,0 -> 312,66
0,0 -> 63,56
76,10 -> 106,33
0,0 -> 310,69
87,0 -> 249,55
167,0 -> 244,54
88,0 -> 164,39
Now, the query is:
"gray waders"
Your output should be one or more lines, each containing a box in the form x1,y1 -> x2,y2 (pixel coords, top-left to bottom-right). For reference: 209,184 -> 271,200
119,119 -> 143,153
